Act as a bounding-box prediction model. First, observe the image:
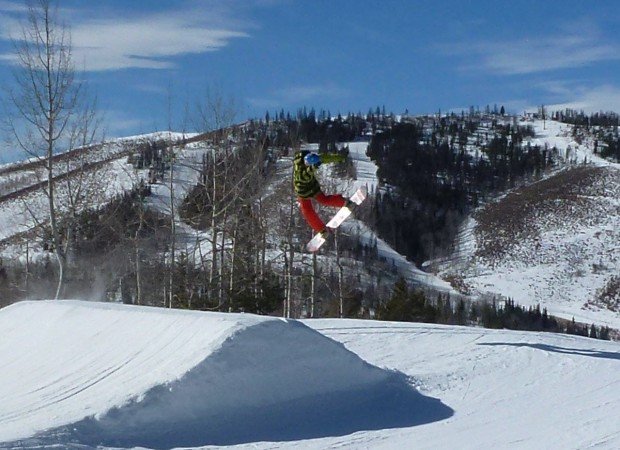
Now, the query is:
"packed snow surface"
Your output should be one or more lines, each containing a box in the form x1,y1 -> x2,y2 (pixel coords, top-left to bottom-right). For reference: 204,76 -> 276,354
0,300 -> 440,449
1,300 -> 619,449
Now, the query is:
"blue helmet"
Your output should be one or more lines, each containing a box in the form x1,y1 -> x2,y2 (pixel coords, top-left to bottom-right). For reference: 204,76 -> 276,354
304,152 -> 321,167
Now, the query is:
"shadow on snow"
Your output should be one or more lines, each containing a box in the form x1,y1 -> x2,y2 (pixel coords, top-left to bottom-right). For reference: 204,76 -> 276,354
478,342 -> 620,361
8,370 -> 453,449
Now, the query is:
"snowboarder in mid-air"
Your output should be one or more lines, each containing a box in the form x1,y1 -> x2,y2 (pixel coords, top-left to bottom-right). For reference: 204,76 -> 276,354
293,150 -> 349,237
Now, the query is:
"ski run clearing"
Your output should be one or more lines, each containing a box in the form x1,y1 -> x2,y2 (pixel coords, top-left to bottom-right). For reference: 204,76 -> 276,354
1,300 -> 619,449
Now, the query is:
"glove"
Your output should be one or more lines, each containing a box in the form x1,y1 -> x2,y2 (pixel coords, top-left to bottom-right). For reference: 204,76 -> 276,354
321,153 -> 346,164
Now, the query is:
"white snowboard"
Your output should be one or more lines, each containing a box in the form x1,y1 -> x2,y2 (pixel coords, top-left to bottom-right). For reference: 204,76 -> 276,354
306,187 -> 367,252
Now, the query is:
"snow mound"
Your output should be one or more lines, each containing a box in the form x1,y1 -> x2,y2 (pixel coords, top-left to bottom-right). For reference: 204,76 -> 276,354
0,301 -> 451,449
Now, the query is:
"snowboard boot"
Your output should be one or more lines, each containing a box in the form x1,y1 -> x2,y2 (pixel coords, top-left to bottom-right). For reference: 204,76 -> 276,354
320,227 -> 334,238
344,198 -> 357,212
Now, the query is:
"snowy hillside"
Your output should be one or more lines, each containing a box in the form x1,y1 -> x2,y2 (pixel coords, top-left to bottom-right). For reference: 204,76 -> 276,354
0,132 -> 197,258
0,115 -> 617,330
444,119 -> 620,329
1,300 -> 618,449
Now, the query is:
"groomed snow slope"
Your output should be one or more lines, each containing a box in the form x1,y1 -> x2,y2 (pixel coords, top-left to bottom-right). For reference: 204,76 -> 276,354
2,301 -> 619,450
0,301 -> 448,449
306,320 -> 620,450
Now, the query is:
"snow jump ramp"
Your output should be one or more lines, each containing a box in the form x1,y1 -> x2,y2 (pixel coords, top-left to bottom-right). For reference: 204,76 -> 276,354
0,300 -> 452,449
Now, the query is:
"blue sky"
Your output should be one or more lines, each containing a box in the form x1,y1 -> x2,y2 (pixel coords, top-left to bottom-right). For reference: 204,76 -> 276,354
2,0 -> 620,161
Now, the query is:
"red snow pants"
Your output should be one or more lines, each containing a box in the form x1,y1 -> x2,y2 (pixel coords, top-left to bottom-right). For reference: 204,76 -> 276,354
298,192 -> 346,232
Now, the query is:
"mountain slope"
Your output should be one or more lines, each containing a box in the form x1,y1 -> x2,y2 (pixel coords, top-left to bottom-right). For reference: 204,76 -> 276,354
0,115 -> 617,329
445,120 -> 620,328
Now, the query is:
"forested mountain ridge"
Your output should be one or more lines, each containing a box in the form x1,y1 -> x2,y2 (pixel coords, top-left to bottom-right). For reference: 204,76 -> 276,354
0,108 -> 618,336
420,115 -> 620,330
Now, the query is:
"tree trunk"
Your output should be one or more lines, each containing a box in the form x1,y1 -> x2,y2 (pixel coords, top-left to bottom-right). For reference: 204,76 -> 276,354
48,144 -> 66,299
285,196 -> 296,318
134,224 -> 142,305
335,231 -> 344,318
228,217 -> 239,309
209,150 -> 218,304
311,251 -> 318,318
168,144 -> 176,308
219,212 -> 227,310
9,1 -> 99,300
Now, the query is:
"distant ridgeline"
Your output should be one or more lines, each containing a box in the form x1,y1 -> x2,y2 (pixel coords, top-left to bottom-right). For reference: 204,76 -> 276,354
1,107 -> 618,331
554,109 -> 620,163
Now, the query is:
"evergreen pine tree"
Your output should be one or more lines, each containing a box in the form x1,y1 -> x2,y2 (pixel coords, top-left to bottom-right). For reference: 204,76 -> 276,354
589,324 -> 598,339
455,299 -> 467,325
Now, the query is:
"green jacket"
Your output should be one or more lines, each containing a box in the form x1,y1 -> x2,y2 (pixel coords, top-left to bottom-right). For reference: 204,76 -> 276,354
293,151 -> 345,198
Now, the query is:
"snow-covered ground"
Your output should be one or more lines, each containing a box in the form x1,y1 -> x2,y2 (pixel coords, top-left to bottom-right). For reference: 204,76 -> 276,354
1,300 -> 618,449
0,155 -> 138,250
449,119 -> 620,328
144,140 -> 215,260
0,132 -> 210,259
0,118 -> 617,328
528,119 -> 607,166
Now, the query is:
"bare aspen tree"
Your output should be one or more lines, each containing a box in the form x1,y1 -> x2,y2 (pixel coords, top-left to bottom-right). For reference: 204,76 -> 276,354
228,214 -> 239,305
283,154 -> 299,318
134,192 -> 145,305
194,90 -> 236,308
310,251 -> 318,317
254,197 -> 266,300
5,0 -> 98,299
334,230 -> 345,318
218,142 -> 229,309
117,160 -> 152,306
166,84 -> 176,309
218,134 -> 269,311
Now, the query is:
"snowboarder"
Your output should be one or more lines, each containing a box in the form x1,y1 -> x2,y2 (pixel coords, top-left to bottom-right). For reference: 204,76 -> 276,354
293,150 -> 349,236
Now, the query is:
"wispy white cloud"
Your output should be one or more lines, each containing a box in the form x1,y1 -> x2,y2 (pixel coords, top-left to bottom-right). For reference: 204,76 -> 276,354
539,83 -> 620,114
248,83 -> 350,109
0,1 -> 251,71
0,0 -> 25,13
0,1 -> 22,40
445,25 -> 620,76
71,16 -> 249,71
100,108 -> 155,139
489,82 -> 620,116
480,37 -> 617,75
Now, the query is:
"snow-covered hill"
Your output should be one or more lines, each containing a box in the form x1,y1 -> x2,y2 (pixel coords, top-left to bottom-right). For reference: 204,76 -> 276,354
331,141 -> 455,292
1,300 -> 618,449
0,132 -> 196,257
0,116 -> 617,329
0,300 -> 447,448
443,119 -> 620,329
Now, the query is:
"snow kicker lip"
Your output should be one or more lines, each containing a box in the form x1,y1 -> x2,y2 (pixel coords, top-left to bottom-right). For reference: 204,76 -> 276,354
1,301 -> 453,449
